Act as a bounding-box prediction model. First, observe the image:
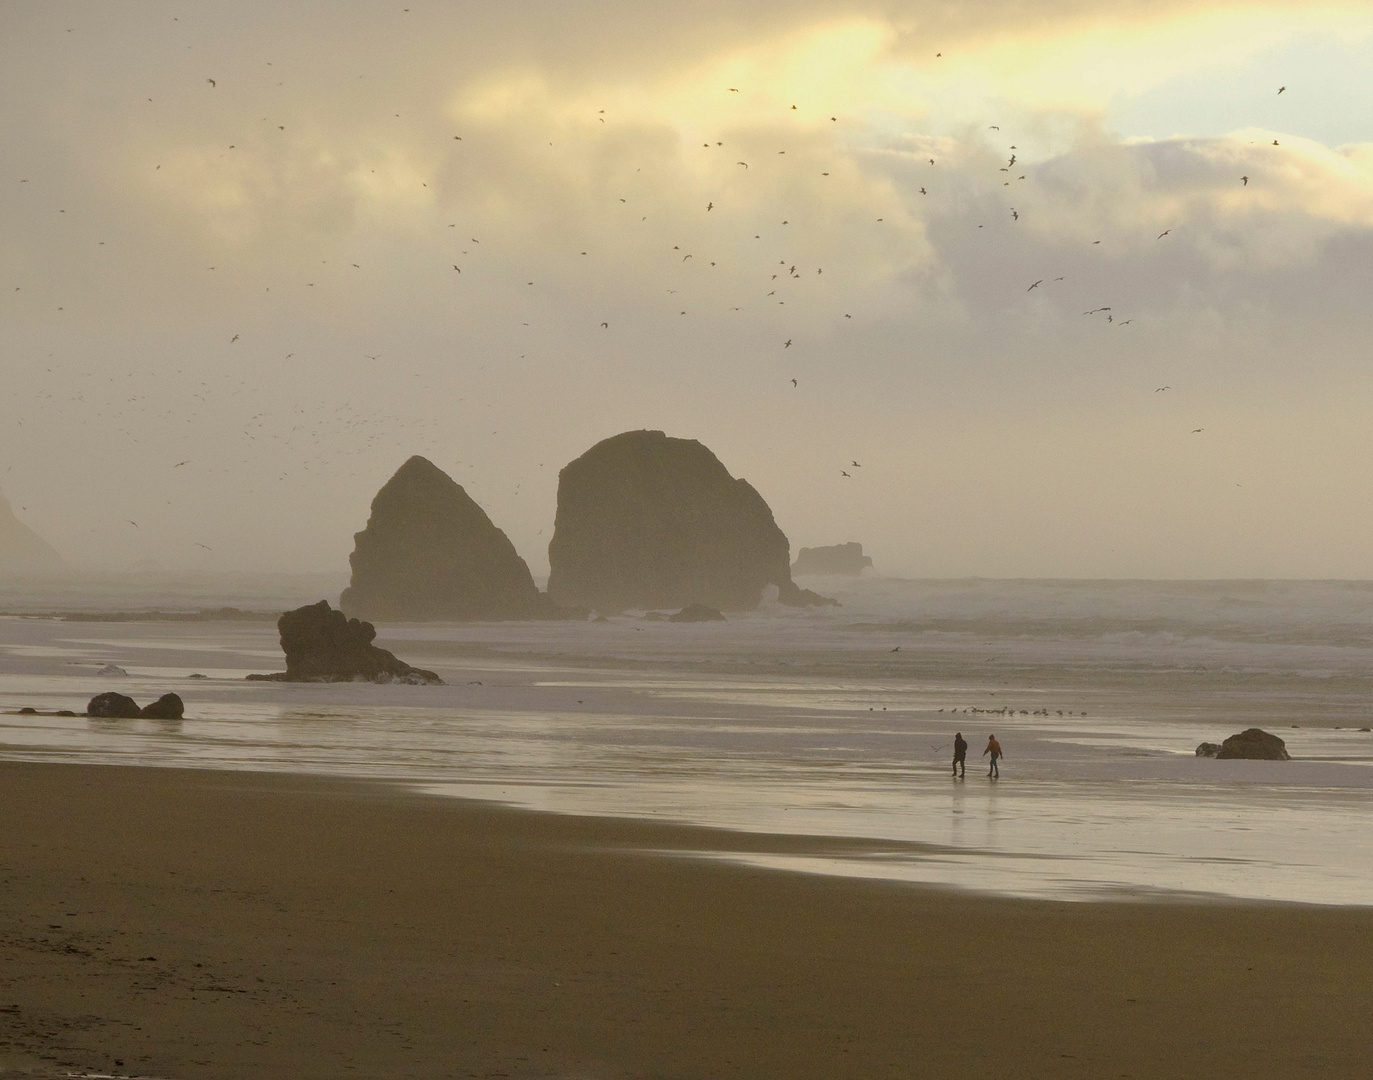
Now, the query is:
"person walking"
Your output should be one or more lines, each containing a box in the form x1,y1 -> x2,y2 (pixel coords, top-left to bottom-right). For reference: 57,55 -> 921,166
952,731 -> 967,778
983,733 -> 1003,778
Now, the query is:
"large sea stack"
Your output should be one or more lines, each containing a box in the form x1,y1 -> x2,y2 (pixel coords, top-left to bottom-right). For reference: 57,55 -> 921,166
0,489 -> 63,574
341,456 -> 549,621
546,430 -> 834,612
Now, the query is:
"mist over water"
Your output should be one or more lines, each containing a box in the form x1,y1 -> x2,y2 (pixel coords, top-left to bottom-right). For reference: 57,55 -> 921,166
2,574 -> 1372,903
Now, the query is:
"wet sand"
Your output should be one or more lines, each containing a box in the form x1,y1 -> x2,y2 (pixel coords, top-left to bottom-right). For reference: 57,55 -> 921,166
1,761 -> 1370,1080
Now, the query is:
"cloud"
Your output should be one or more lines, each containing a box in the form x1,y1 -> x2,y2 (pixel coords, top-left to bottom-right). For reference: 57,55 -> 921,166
5,1 -> 1373,576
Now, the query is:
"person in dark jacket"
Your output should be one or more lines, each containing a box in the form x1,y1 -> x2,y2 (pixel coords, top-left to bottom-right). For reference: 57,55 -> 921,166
952,732 -> 967,778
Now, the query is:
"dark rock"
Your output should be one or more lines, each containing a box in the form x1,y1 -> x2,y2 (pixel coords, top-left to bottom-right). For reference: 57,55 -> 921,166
1195,742 -> 1221,758
1215,728 -> 1290,760
547,430 -> 837,612
0,487 -> 63,574
18,707 -> 36,714
247,600 -> 443,684
791,542 -> 874,576
56,709 -> 76,717
341,456 -> 576,621
670,603 -> 726,622
140,693 -> 184,720
87,692 -> 141,718
187,673 -> 209,679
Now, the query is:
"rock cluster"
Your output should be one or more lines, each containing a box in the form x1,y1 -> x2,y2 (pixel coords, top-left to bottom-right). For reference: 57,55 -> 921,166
1197,729 -> 1290,760
547,430 -> 835,613
669,603 -> 726,622
341,456 -> 573,622
791,542 -> 873,576
1216,728 -> 1291,760
86,692 -> 184,719
248,600 -> 442,684
0,488 -> 63,574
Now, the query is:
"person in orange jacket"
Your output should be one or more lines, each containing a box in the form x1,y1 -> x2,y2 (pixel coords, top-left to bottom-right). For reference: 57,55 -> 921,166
983,734 -> 1003,778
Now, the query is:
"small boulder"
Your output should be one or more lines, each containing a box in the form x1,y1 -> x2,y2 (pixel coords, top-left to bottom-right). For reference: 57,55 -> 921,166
1215,728 -> 1290,761
140,693 -> 184,720
18,707 -> 36,714
96,663 -> 128,677
87,692 -> 141,718
670,603 -> 726,622
1195,742 -> 1221,758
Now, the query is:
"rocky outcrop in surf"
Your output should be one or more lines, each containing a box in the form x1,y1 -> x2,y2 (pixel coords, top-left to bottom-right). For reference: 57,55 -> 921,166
85,692 -> 184,719
340,456 -> 574,621
248,600 -> 443,684
546,430 -> 835,613
0,489 -> 63,574
1214,728 -> 1290,760
791,542 -> 873,576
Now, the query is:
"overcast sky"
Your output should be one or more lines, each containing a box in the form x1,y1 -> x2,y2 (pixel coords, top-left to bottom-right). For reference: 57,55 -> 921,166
4,1 -> 1373,578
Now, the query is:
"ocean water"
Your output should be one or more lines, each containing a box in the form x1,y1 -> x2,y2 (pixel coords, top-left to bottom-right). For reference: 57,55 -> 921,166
2,573 -> 1372,904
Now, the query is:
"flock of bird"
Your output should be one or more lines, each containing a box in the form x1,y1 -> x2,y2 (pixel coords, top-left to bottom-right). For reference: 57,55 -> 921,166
4,24 -> 1294,553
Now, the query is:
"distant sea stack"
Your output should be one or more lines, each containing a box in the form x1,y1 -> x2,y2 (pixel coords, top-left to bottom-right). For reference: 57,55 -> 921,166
0,489 -> 63,574
340,456 -> 557,621
546,430 -> 835,612
792,542 -> 873,577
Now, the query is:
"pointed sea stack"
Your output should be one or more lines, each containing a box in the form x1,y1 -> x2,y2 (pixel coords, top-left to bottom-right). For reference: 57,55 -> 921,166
0,489 -> 63,574
341,456 -> 554,621
546,430 -> 835,612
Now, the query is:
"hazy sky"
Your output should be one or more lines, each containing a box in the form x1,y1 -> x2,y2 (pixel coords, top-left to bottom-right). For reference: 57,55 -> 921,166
4,1 -> 1373,578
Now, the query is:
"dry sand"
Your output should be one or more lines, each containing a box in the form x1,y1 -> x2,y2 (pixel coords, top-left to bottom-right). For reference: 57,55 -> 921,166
1,761 -> 1370,1080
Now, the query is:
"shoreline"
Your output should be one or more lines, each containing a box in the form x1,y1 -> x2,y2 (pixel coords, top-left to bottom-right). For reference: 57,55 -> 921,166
3,760 -> 1372,1079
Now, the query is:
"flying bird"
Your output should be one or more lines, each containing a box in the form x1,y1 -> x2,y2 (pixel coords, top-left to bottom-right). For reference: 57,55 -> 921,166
1241,175 -> 1249,185
706,202 -> 713,211
851,461 -> 861,467
1155,386 -> 1170,392
600,322 -> 608,328
1027,280 -> 1042,291
1011,209 -> 1019,221
230,334 -> 239,343
1277,86 -> 1285,94
1157,229 -> 1171,239
919,187 -> 927,195
1192,428 -> 1204,433
841,471 -> 851,477
791,378 -> 797,387
127,521 -> 139,529
989,125 -> 999,130
737,161 -> 748,168
452,265 -> 460,271
195,543 -> 212,551
784,339 -> 792,347
173,460 -> 188,468
206,78 -> 215,87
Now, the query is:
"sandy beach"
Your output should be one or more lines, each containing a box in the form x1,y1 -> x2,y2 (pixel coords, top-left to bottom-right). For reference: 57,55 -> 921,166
2,760 -> 1371,1080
